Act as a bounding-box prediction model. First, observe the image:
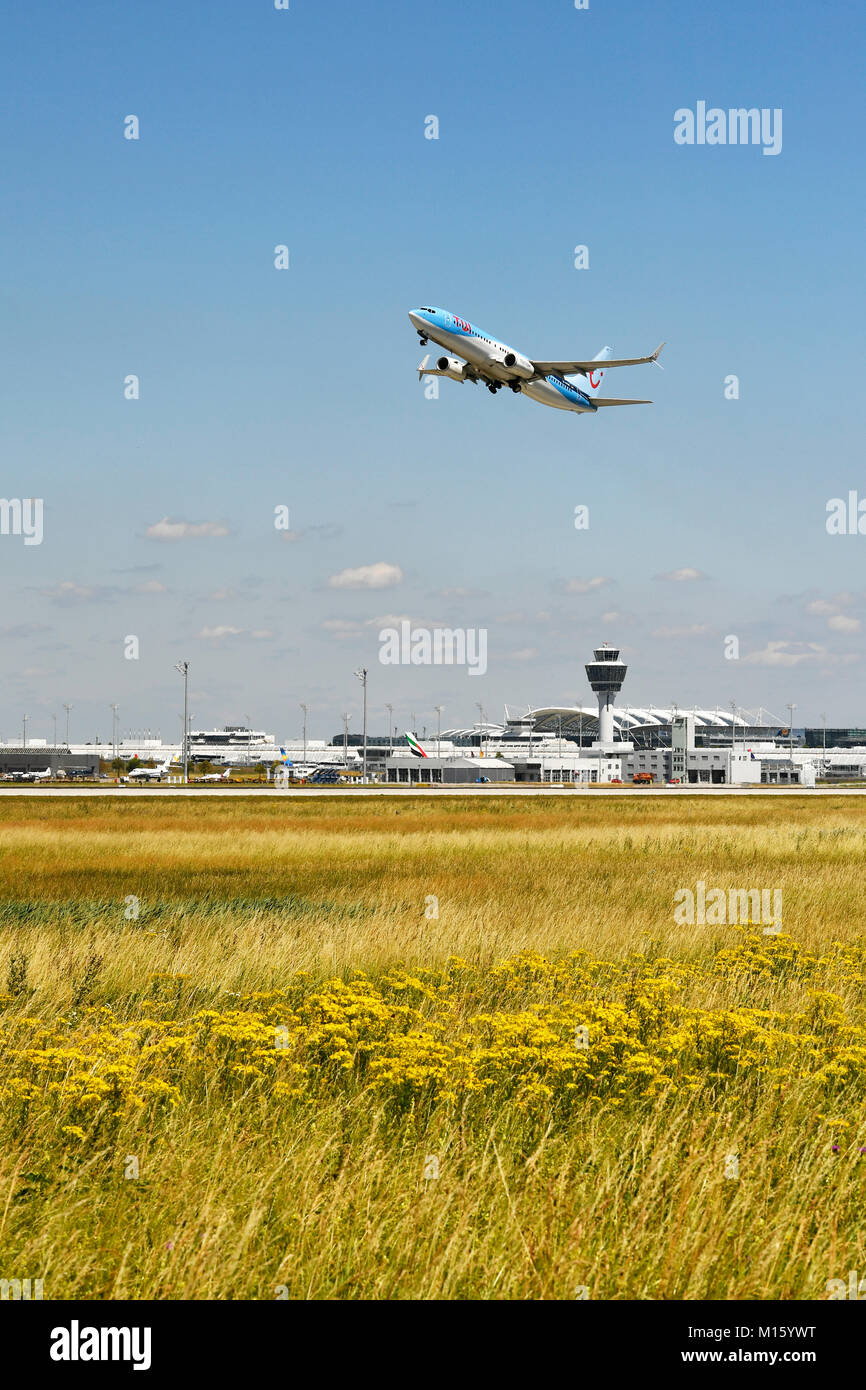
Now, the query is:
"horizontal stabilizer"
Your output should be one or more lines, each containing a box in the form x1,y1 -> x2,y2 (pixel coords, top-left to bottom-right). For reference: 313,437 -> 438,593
533,342 -> 665,375
592,398 -> 652,407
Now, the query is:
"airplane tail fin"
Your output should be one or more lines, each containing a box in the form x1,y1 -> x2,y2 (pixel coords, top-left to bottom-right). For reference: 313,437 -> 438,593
405,732 -> 427,758
568,346 -> 611,398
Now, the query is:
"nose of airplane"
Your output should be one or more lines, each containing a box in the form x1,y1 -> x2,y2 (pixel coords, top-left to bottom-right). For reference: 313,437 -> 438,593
408,309 -> 425,330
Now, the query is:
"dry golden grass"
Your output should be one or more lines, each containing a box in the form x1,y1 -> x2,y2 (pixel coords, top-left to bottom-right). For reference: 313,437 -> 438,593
1,794 -> 864,1300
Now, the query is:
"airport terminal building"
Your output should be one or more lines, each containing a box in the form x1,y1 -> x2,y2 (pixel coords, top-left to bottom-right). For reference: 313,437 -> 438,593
5,644 -> 864,786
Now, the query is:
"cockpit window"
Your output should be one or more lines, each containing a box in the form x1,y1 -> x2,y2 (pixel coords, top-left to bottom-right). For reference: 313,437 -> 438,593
420,307 -> 435,313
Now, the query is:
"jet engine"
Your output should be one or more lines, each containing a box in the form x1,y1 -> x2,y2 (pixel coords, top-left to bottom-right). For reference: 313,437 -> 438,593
501,350 -> 535,379
435,355 -> 468,381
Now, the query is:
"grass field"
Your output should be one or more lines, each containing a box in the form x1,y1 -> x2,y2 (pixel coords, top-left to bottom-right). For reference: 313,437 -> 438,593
1,794 -> 865,1300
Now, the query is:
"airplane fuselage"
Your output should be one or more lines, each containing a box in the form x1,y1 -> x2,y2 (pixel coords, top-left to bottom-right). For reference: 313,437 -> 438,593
408,307 -> 598,413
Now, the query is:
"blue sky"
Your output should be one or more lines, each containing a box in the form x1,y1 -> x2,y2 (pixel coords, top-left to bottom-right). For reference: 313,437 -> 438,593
1,0 -> 864,743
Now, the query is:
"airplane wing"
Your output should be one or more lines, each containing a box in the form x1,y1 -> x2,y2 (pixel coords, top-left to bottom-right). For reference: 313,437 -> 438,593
591,398 -> 653,407
531,342 -> 665,375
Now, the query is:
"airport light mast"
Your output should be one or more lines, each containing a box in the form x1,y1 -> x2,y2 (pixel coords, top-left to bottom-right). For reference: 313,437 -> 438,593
585,644 -> 628,747
63,703 -> 73,748
385,703 -> 393,754
354,668 -> 368,782
434,705 -> 443,759
300,703 -> 308,764
175,661 -> 190,784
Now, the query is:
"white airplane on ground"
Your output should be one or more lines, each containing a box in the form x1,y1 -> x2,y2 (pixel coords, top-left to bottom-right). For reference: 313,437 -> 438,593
16,766 -> 52,782
197,768 -> 232,783
276,749 -> 324,781
126,755 -> 176,782
409,306 -> 664,414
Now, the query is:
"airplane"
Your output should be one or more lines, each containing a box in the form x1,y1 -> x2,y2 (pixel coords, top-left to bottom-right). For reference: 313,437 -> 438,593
13,766 -> 52,782
408,307 -> 664,415
197,768 -> 232,783
275,749 -> 316,782
278,748 -> 361,781
125,755 -> 176,783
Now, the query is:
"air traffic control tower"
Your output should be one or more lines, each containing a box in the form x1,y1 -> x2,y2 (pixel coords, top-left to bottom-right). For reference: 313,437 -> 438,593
585,643 -> 629,750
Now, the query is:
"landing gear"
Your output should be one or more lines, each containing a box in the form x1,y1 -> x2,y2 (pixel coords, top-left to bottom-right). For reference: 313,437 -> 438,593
417,333 -> 428,346
487,382 -> 499,394
509,382 -> 521,393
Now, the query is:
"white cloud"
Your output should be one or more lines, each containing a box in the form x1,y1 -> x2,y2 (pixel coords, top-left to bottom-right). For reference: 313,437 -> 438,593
197,625 -> 273,641
135,579 -> 168,594
327,562 -> 403,590
146,517 -> 229,541
828,614 -> 861,633
562,577 -> 611,594
654,567 -> 708,583
742,641 -> 824,667
35,581 -> 110,604
805,599 -> 836,616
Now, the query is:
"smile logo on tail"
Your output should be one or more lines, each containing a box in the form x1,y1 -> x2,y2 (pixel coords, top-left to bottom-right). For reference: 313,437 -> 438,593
588,369 -> 603,389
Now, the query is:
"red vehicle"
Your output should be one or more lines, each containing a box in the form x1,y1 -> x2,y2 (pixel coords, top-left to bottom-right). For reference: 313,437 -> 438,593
632,772 -> 653,785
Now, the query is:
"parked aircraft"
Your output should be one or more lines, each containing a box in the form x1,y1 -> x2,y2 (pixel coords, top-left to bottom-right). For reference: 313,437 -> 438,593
125,755 -> 176,782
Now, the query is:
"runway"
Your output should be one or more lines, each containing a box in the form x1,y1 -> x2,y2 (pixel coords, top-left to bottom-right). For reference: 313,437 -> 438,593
1,786 -> 864,799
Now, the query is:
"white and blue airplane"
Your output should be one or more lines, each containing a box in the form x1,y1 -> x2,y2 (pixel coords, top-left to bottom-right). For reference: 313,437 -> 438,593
409,307 -> 664,415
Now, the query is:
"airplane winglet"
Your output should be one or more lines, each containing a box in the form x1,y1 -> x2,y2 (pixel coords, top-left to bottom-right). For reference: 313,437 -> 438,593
417,353 -> 430,380
651,341 -> 666,370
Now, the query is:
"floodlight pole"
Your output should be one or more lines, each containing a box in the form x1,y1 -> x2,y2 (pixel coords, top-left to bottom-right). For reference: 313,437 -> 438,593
175,661 -> 190,783
434,705 -> 443,759
63,703 -> 72,747
787,703 -> 796,759
354,668 -> 368,782
23,714 -> 28,748
300,703 -> 308,764
385,704 -> 393,754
